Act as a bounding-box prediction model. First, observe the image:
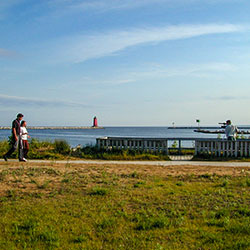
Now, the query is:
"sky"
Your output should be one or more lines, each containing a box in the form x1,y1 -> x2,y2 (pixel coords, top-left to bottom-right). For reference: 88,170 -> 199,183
1,0 -> 250,126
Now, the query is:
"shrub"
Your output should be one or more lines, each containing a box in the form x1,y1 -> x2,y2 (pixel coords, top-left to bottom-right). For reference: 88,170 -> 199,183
28,139 -> 62,159
53,140 -> 70,155
0,140 -> 10,157
1,139 -> 171,160
75,146 -> 170,161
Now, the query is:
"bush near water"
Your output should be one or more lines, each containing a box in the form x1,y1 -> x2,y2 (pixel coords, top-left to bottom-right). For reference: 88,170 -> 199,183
0,139 -> 170,160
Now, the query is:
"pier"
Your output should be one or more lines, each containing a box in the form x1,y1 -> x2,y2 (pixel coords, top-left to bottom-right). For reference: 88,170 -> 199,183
96,137 -> 250,158
168,126 -> 250,130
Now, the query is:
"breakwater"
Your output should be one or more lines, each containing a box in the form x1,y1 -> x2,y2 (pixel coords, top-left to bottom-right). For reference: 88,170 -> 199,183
0,126 -> 104,130
168,126 -> 250,129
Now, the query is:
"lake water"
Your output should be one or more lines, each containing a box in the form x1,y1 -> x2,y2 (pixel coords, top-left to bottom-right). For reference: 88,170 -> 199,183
0,127 -> 220,147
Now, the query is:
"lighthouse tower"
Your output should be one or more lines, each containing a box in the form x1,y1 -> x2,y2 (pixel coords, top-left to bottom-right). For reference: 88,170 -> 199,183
93,116 -> 98,127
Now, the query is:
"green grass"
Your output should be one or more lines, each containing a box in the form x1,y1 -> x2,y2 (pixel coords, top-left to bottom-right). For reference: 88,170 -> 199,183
0,163 -> 249,249
193,153 -> 250,162
0,139 -> 171,161
74,145 -> 170,160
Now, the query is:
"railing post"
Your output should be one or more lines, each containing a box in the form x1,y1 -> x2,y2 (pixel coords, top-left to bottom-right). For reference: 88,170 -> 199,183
148,140 -> 151,153
144,140 -> 147,152
240,141 -> 243,157
153,141 -> 156,152
211,141 -> 214,156
165,140 -> 168,154
131,140 -> 134,150
97,139 -> 101,149
235,141 -> 238,157
124,140 -> 128,150
195,141 -> 198,155
230,141 -> 233,157
202,141 -> 205,154
218,141 -> 221,157
178,140 -> 181,154
106,139 -> 110,150
128,140 -> 132,150
136,140 -> 139,151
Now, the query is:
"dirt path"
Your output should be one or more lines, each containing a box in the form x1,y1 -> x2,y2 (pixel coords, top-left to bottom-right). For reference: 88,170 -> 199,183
0,159 -> 250,177
2,159 -> 250,167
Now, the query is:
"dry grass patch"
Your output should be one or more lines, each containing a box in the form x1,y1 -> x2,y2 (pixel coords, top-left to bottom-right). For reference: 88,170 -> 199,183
0,161 -> 249,196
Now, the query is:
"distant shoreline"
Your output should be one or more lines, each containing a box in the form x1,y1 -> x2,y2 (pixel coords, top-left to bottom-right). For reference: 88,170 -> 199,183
0,126 -> 105,130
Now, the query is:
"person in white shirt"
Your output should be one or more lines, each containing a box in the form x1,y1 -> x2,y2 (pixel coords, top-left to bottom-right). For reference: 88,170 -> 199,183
225,120 -> 238,141
20,121 -> 30,161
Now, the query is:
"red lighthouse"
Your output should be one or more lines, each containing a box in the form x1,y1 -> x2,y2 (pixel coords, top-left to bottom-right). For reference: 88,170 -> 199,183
93,116 -> 98,127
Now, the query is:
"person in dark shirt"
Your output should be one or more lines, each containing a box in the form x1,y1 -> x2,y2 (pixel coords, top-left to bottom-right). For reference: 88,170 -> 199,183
3,113 -> 25,162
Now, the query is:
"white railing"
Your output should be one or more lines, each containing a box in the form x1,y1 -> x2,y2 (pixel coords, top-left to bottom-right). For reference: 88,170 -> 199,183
96,137 -> 250,158
195,139 -> 250,157
96,137 -> 195,154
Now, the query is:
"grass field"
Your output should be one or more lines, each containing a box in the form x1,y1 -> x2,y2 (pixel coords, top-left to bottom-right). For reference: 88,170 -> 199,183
0,161 -> 249,250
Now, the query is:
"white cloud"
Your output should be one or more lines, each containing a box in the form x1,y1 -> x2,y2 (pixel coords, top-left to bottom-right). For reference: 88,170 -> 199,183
65,62 -> 238,87
0,94 -> 91,108
52,23 -> 247,63
206,95 -> 249,101
131,62 -> 238,79
129,62 -> 236,82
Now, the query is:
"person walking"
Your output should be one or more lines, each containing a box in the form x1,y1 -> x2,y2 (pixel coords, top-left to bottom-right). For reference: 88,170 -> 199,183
20,120 -> 30,161
225,120 -> 238,141
3,113 -> 25,162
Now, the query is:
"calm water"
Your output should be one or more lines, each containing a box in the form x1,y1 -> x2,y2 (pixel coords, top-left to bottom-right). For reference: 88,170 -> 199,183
0,127 -> 219,147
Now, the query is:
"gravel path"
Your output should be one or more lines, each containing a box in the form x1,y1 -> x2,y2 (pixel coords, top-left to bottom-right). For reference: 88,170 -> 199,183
2,159 -> 250,167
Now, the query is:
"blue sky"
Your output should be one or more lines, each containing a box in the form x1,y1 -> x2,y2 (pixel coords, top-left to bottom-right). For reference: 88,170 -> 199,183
1,0 -> 250,126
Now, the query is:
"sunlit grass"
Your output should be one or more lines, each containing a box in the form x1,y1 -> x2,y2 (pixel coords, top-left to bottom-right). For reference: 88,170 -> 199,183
0,162 -> 249,249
